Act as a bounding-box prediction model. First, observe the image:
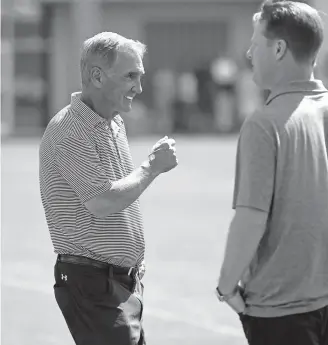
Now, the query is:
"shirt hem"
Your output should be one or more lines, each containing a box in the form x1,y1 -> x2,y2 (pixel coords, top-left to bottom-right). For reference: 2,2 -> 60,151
245,298 -> 328,317
234,202 -> 270,213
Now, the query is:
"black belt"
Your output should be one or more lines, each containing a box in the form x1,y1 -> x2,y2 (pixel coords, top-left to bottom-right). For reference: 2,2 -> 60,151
57,254 -> 138,277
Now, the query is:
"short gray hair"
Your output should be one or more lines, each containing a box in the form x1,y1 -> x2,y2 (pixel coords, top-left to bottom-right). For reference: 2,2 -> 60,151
80,32 -> 147,86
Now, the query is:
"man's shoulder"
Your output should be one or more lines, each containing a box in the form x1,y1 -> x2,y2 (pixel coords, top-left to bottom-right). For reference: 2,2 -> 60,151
265,85 -> 328,118
242,107 -> 276,134
50,104 -> 78,131
236,109 -> 278,155
42,104 -> 93,146
264,87 -> 328,130
245,95 -> 297,137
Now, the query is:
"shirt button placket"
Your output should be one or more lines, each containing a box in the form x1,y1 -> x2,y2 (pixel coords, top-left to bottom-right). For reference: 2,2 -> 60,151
107,123 -> 125,174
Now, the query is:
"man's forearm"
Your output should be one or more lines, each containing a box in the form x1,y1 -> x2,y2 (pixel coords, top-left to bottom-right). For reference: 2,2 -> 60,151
218,207 -> 268,294
85,160 -> 159,217
108,160 -> 158,212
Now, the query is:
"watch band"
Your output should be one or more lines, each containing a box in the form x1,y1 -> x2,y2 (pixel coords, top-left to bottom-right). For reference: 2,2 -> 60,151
216,286 -> 237,302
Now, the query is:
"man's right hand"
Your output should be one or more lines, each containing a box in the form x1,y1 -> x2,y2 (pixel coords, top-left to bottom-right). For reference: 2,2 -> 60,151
148,136 -> 178,175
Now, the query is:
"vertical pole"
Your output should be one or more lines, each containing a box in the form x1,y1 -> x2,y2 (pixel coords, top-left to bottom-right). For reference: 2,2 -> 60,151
1,0 -> 15,136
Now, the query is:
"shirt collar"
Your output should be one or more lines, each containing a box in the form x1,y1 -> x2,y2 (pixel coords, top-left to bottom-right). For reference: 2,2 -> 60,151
70,92 -> 123,136
111,117 -> 121,137
71,92 -> 107,128
265,79 -> 327,105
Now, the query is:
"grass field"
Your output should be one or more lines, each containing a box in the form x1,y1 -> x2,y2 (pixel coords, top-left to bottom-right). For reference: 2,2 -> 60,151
1,135 -> 248,345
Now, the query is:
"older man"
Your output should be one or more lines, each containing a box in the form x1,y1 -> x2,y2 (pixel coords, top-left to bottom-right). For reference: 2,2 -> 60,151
216,1 -> 328,345
39,32 -> 178,345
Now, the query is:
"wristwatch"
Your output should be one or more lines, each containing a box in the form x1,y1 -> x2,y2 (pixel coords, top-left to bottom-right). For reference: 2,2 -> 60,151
148,152 -> 155,163
216,286 -> 237,302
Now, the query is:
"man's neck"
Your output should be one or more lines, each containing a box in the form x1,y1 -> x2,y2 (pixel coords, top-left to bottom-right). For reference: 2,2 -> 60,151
81,91 -> 116,121
270,65 -> 314,91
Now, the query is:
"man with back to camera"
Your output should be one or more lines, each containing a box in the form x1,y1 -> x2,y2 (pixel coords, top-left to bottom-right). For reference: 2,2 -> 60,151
215,1 -> 328,344
39,32 -> 178,345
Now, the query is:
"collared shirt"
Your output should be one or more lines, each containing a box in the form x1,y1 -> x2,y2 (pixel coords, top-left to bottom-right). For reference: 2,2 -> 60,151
233,80 -> 328,317
39,92 -> 145,267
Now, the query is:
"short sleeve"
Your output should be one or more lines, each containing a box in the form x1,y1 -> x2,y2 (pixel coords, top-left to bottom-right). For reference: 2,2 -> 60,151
55,136 -> 112,203
232,120 -> 276,212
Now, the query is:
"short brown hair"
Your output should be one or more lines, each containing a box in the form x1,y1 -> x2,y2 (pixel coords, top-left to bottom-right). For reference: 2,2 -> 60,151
254,1 -> 324,63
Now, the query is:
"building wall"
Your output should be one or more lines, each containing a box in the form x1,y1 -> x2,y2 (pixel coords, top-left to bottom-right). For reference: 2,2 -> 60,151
3,0 -> 326,135
1,0 -> 48,136
1,0 -> 15,136
100,2 -> 257,57
48,1 -> 259,119
14,13 -> 48,132
48,2 -> 103,118
48,3 -> 74,116
1,0 -> 260,134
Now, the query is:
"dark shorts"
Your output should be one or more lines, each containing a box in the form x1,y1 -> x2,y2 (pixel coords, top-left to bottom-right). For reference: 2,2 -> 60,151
239,305 -> 328,345
54,260 -> 145,345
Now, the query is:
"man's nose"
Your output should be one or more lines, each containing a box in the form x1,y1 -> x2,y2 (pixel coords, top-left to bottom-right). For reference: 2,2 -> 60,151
133,79 -> 143,94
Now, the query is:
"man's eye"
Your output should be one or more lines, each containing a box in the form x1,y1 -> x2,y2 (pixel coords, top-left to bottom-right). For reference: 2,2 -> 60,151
126,73 -> 144,81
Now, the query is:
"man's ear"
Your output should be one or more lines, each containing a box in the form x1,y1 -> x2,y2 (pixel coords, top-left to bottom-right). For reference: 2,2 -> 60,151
90,67 -> 103,88
275,39 -> 287,61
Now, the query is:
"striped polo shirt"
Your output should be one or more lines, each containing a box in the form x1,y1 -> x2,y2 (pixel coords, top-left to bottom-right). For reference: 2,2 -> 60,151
39,92 -> 145,267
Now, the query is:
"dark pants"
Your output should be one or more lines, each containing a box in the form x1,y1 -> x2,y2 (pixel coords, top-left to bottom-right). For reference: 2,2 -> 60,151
54,259 -> 145,345
240,305 -> 328,345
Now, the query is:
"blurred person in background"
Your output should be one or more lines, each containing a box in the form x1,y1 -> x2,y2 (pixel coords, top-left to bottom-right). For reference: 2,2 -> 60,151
39,32 -> 178,345
194,58 -> 216,130
175,71 -> 198,132
216,1 -> 328,344
236,54 -> 263,124
210,54 -> 238,133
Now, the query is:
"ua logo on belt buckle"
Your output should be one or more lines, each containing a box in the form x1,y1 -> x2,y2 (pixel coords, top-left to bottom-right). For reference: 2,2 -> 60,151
61,273 -> 68,281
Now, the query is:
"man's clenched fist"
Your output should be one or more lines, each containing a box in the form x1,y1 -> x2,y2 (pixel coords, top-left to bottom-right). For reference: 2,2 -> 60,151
148,136 -> 178,175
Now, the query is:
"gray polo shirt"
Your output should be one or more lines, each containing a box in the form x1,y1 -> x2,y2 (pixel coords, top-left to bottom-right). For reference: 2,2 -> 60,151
233,80 -> 328,317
